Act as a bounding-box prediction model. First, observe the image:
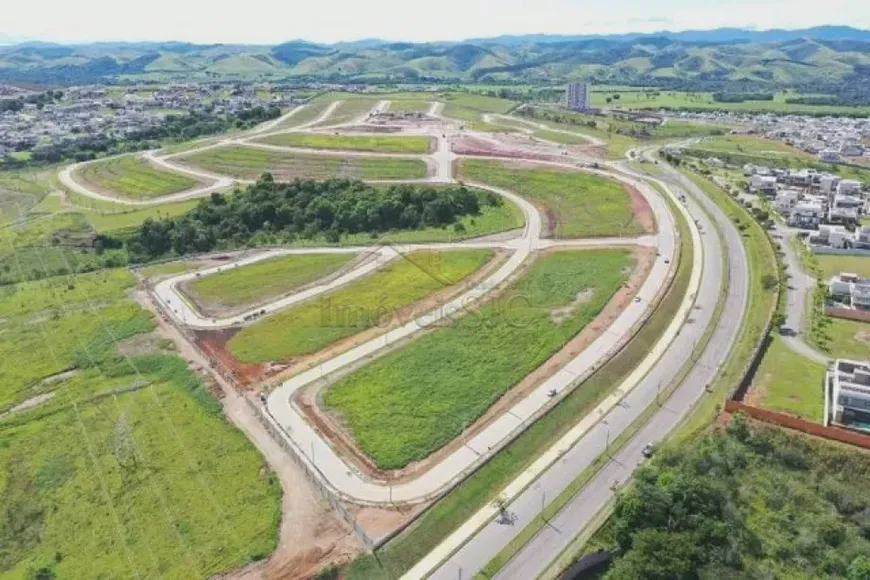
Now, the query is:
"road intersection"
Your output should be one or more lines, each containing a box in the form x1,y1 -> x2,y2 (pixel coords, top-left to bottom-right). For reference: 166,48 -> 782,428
58,98 -> 756,578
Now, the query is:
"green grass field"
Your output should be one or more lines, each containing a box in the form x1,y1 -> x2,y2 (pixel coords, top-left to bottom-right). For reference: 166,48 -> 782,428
271,100 -> 335,129
77,156 -> 199,199
228,250 -> 494,363
825,317 -> 870,360
325,249 -> 633,469
441,93 -> 518,132
0,169 -> 49,221
0,267 -> 280,578
387,100 -> 433,113
346,192 -> 694,579
594,88 -> 870,116
459,159 -> 647,238
691,134 -> 814,161
254,132 -> 433,153
184,253 -> 354,310
313,98 -> 382,126
752,336 -> 826,422
817,254 -> 870,278
181,146 -> 428,181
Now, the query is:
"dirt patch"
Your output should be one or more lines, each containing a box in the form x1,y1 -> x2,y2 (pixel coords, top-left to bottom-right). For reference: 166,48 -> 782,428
349,502 -> 428,544
116,332 -> 174,357
193,327 -> 275,387
626,183 -> 656,234
855,330 -> 870,345
296,245 -> 656,484
550,288 -> 595,324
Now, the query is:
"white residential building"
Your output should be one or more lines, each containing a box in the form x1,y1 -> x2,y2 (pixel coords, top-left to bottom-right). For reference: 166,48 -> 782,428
790,202 -> 825,228
750,175 -> 777,195
829,359 -> 870,427
838,179 -> 863,196
565,82 -> 591,112
829,273 -> 870,310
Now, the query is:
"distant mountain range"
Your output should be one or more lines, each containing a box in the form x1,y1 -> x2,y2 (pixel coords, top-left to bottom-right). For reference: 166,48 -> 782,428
2,26 -> 870,91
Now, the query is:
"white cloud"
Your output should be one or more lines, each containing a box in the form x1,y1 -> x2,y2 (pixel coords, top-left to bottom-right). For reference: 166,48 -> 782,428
2,0 -> 868,44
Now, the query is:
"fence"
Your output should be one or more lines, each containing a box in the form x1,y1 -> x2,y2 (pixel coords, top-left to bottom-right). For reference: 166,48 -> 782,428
724,400 -> 870,450
826,306 -> 870,323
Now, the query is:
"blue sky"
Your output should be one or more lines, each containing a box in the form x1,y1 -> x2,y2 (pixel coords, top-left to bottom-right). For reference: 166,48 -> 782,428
2,0 -> 868,44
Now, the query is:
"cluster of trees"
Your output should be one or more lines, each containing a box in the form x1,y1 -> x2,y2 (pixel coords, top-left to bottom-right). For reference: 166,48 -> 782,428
0,90 -> 64,113
1,105 -> 281,169
713,92 -> 775,103
600,416 -> 870,579
124,175 -> 498,261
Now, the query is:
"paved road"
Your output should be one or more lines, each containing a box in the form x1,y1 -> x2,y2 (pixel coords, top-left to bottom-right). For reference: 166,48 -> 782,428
427,155 -> 749,580
774,225 -> 831,364
260,171 -> 674,504
81,106 -> 686,511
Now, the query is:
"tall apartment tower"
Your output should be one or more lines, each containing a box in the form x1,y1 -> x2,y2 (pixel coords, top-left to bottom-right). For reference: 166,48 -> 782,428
565,82 -> 591,111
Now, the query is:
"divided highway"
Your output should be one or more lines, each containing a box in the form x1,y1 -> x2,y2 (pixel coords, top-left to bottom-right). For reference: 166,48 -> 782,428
425,155 -> 749,579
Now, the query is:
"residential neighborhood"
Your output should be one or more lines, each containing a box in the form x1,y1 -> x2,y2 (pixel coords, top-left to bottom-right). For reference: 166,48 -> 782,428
0,82 -> 299,154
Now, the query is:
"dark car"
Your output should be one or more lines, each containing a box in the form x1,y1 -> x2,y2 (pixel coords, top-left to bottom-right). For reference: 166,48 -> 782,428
642,443 -> 655,458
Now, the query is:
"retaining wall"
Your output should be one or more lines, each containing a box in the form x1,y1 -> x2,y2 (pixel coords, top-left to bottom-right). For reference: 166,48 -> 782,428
725,400 -> 870,450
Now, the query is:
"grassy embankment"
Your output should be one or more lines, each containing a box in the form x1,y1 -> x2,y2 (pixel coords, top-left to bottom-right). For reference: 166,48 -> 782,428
459,159 -> 648,238
676,170 -> 779,435
346,186 -> 694,579
254,133 -> 434,154
228,250 -> 494,364
76,155 -> 199,199
183,253 -> 354,310
325,249 -> 634,470
181,146 -> 428,181
0,264 -> 280,578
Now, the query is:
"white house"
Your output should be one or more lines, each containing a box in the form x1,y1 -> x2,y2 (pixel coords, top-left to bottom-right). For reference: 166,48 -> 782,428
838,180 -> 863,196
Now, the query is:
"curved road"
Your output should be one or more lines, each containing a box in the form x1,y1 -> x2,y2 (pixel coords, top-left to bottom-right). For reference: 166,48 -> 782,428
423,150 -> 749,580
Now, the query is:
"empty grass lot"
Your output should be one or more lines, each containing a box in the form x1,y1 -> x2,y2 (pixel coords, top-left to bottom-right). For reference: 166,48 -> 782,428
0,268 -> 280,578
693,134 -> 814,160
183,253 -> 355,310
442,94 -> 517,132
228,249 -> 494,363
314,98 -> 382,126
752,336 -> 827,422
271,100 -> 335,129
254,132 -> 434,153
825,318 -> 870,360
77,155 -> 199,199
325,249 -> 634,470
181,146 -> 428,181
817,254 -> 870,278
459,159 -> 646,238
387,100 -> 433,113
